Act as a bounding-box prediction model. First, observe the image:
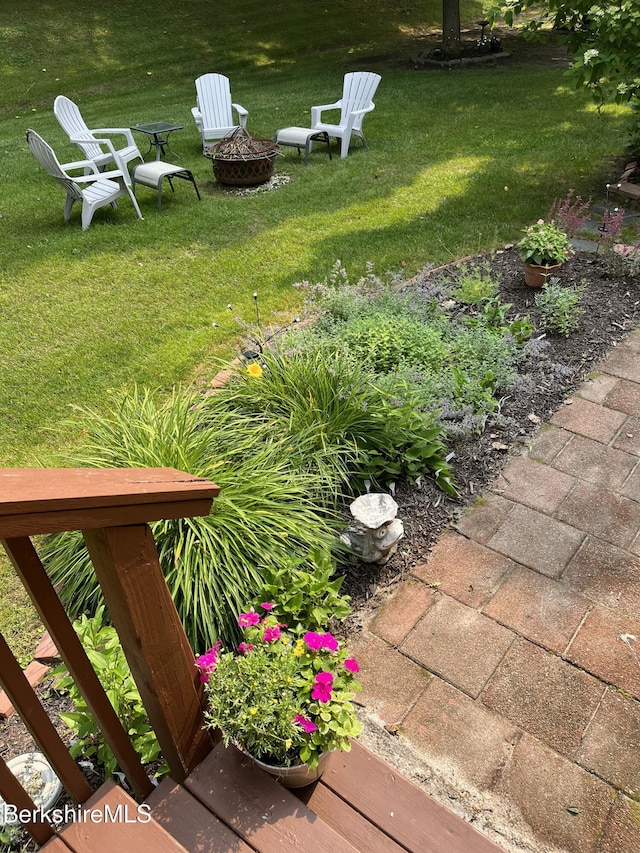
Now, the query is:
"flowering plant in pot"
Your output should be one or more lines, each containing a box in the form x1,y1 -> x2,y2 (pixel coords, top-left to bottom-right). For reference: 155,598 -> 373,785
196,603 -> 362,787
516,219 -> 573,287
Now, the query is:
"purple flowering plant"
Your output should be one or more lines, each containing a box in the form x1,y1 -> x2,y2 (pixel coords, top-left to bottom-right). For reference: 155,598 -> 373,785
196,604 -> 362,769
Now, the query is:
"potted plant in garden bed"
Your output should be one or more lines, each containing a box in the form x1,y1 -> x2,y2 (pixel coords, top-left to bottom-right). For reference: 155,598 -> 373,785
517,218 -> 573,287
196,603 -> 362,788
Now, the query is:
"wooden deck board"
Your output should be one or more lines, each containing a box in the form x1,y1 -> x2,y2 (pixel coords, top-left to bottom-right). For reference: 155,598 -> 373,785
184,743 -> 359,853
0,468 -> 218,515
147,778 -> 256,853
295,776 -> 407,852
44,742 -> 507,853
319,741 -> 505,853
0,468 -> 218,536
40,838 -> 74,851
58,780 -> 188,853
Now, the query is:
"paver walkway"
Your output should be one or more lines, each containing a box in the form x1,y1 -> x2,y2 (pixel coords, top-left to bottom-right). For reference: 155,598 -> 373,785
351,331 -> 640,853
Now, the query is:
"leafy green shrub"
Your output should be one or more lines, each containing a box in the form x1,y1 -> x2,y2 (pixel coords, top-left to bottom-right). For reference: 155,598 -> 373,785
625,96 -> 640,156
292,261 -> 530,441
205,347 -> 456,494
336,313 -> 447,373
51,607 -> 164,777
535,280 -> 585,336
41,386 -> 338,650
250,548 -> 351,633
361,389 -> 457,492
0,823 -> 26,852
295,260 -> 403,326
368,320 -> 521,435
600,244 -> 640,280
478,297 -> 533,344
452,262 -> 500,305
452,322 -> 520,392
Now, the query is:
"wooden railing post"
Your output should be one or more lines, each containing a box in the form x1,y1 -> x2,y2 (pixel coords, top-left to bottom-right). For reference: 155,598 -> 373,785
3,536 -> 154,800
82,524 -> 215,782
0,633 -> 93,803
0,467 -> 220,792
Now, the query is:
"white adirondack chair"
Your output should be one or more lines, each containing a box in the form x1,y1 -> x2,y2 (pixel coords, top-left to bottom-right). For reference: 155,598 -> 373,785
53,95 -> 143,180
191,73 -> 249,149
311,72 -> 381,158
26,129 -> 143,230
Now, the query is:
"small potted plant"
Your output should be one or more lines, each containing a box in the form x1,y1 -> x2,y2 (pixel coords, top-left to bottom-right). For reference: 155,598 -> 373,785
196,603 -> 363,788
516,219 -> 573,288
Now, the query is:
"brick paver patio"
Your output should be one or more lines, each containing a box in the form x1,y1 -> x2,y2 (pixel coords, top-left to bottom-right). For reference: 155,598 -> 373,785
352,332 -> 640,852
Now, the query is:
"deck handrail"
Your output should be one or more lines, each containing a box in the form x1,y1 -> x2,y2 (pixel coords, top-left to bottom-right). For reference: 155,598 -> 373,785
0,467 -> 220,841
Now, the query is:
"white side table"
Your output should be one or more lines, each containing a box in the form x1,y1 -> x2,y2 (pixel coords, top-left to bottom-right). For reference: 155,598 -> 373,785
273,127 -> 332,165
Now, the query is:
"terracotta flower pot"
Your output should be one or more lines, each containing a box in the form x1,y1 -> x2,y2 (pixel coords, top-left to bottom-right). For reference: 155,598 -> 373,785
524,262 -> 563,288
249,750 -> 332,788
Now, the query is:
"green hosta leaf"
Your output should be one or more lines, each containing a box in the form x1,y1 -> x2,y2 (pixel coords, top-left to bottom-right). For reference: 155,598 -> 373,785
86,648 -> 110,671
58,711 -> 87,727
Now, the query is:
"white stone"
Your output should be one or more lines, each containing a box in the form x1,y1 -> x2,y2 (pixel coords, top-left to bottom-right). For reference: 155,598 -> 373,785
341,493 -> 404,564
349,493 -> 398,528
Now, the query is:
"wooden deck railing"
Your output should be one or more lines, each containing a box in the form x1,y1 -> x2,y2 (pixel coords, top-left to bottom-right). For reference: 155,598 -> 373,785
0,467 -> 220,845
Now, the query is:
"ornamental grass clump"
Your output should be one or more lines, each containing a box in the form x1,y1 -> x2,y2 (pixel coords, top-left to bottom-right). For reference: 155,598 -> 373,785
40,386 -> 338,651
197,603 -> 363,769
517,219 -> 572,267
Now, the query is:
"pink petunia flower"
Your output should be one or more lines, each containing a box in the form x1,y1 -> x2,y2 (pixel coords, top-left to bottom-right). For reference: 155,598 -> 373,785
237,642 -> 254,655
294,714 -> 318,733
260,602 -> 275,610
303,631 -> 324,650
263,625 -> 281,643
344,658 -> 360,673
195,641 -> 221,683
312,684 -> 333,702
311,670 -> 334,702
238,609 -> 260,627
319,632 -> 339,651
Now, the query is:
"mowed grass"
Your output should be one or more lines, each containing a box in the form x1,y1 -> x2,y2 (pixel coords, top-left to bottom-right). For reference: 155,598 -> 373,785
0,0 -> 629,659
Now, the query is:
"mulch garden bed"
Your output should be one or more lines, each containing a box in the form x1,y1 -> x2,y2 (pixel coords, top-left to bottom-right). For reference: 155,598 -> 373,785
342,245 -> 640,629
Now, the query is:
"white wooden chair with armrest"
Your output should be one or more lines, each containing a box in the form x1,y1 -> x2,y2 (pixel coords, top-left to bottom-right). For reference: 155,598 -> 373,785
54,95 -> 143,179
26,129 -> 143,230
191,73 -> 249,150
311,71 -> 381,158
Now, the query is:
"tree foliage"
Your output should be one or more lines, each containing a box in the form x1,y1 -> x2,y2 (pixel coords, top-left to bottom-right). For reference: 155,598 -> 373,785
496,1 -> 640,106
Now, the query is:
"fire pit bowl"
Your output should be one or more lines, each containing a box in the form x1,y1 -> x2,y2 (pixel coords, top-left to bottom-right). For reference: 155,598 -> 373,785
205,128 -> 280,187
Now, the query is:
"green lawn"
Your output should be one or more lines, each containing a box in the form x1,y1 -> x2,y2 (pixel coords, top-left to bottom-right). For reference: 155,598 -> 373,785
0,0 -> 630,660
1,0 -> 629,467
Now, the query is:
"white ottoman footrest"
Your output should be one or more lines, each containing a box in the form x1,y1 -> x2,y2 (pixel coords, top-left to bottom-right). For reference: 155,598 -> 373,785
132,161 -> 201,211
273,127 -> 332,165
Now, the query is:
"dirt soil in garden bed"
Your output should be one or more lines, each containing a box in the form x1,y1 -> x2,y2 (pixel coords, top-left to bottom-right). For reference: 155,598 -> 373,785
341,246 -> 640,629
